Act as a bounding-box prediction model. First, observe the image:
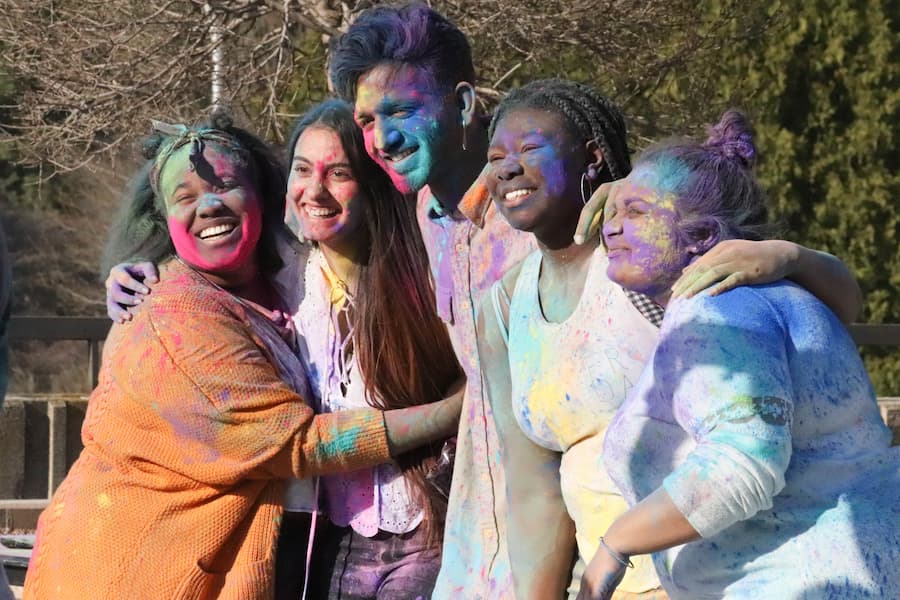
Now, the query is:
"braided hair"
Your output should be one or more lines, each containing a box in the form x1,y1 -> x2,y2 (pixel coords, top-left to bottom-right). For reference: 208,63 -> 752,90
489,78 -> 631,184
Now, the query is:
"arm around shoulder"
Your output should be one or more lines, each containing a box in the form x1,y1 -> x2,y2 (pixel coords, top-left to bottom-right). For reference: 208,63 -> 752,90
136,294 -> 391,484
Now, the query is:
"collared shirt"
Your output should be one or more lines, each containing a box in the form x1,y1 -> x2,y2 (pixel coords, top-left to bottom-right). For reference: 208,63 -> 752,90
420,172 -> 537,599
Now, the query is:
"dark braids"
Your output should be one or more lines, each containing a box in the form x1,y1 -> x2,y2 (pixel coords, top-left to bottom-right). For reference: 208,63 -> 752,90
489,78 -> 631,183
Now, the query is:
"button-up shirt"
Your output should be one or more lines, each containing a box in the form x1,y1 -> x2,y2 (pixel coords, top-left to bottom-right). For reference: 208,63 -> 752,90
420,174 -> 537,599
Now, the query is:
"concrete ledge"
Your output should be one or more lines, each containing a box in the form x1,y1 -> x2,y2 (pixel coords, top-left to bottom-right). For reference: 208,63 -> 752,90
879,397 -> 900,446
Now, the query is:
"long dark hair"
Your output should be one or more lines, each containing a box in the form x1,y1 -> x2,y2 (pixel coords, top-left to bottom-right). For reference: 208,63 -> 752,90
102,112 -> 287,277
286,99 -> 462,545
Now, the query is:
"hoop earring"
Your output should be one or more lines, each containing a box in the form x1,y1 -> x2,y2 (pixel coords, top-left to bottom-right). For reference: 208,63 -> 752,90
581,172 -> 593,205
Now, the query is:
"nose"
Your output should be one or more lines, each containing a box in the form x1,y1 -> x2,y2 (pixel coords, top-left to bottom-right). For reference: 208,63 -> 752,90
307,173 -> 330,201
197,193 -> 226,217
494,155 -> 524,181
374,120 -> 403,153
602,209 -> 622,239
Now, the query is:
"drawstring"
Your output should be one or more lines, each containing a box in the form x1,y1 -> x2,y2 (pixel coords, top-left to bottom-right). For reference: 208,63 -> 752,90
300,478 -> 319,600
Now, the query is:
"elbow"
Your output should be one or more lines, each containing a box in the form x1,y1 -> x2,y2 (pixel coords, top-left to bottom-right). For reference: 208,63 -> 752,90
665,438 -> 789,538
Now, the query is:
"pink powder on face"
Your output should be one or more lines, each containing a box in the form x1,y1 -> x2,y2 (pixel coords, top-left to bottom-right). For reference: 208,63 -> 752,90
167,205 -> 261,273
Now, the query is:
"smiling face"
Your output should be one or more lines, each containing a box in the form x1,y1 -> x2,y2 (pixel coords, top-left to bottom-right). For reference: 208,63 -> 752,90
353,63 -> 462,194
285,126 -> 367,250
485,108 -> 586,239
159,144 -> 262,283
601,164 -> 694,301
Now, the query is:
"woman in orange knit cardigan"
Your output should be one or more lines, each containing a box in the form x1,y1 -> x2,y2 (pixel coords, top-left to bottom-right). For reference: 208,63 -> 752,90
23,114 -> 463,600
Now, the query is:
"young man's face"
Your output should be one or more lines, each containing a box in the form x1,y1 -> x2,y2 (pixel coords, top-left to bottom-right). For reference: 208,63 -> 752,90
353,63 -> 463,194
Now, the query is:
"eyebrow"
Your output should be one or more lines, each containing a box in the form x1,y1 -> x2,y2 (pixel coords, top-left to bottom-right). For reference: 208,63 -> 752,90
293,157 -> 352,169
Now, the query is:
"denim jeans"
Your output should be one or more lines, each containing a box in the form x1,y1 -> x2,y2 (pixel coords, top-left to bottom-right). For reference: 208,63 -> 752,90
308,519 -> 440,600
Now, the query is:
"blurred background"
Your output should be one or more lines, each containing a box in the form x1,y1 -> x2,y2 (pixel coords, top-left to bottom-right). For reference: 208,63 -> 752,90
0,0 -> 897,394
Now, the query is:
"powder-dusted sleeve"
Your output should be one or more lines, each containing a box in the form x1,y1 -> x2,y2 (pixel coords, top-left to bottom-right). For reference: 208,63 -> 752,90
128,301 -> 389,485
657,289 -> 794,538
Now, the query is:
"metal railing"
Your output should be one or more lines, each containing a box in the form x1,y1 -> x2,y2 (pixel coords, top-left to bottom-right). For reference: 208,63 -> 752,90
1,316 -> 898,520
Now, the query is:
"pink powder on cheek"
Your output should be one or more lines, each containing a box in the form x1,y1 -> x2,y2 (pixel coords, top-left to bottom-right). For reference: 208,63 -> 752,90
167,204 -> 262,272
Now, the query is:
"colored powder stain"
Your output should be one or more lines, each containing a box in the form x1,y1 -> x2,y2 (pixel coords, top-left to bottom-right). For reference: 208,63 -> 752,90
321,424 -> 364,456
632,158 -> 693,196
96,493 -> 112,509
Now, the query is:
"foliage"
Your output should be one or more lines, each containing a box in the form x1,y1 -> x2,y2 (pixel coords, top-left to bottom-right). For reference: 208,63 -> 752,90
648,0 -> 899,393
0,0 -> 896,393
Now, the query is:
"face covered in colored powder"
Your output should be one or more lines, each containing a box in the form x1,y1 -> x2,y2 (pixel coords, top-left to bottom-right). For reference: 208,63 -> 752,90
159,144 -> 263,282
486,108 -> 589,238
285,126 -> 367,250
601,163 -> 694,301
354,63 -> 462,194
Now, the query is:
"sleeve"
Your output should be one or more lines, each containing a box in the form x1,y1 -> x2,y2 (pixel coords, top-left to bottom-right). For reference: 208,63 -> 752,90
657,288 -> 794,538
119,300 -> 390,486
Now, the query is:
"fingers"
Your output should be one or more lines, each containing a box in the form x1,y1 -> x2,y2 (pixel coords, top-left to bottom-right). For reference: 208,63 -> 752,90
574,182 -> 612,245
671,266 -> 726,299
706,272 -> 748,297
104,261 -> 158,323
106,265 -> 149,296
107,298 -> 133,324
131,261 -> 160,284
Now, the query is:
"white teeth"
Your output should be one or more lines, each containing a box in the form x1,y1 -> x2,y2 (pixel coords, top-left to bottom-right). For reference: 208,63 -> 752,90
388,148 -> 415,162
306,206 -> 339,218
199,224 -> 236,239
504,188 -> 535,201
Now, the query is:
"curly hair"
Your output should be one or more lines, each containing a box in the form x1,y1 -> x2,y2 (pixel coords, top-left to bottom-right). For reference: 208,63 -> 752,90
102,112 -> 287,277
489,78 -> 632,185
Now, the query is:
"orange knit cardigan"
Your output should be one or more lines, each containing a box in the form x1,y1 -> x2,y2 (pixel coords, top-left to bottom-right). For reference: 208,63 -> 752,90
24,261 -> 391,600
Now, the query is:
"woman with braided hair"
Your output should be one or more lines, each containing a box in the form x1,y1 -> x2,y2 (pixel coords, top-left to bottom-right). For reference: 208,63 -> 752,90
582,110 -> 900,600
479,78 -> 667,600
477,79 -> 870,599
23,113 -> 463,600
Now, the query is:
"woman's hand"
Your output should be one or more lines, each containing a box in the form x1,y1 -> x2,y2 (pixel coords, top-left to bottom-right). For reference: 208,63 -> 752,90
105,261 -> 159,323
577,545 -> 628,600
671,239 -> 798,299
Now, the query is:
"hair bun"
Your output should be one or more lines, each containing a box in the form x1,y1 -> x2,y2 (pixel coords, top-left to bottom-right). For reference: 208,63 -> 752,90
704,109 -> 756,167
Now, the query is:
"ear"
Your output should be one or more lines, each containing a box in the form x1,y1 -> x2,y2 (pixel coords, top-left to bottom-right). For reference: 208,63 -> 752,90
686,218 -> 721,256
585,139 -> 605,179
455,81 -> 477,126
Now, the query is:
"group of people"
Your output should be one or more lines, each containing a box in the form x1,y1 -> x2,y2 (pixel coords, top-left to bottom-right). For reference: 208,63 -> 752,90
22,3 -> 899,600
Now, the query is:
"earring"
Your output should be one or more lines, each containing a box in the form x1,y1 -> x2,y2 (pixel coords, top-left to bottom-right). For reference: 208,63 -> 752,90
587,164 -> 598,181
581,172 -> 593,205
462,121 -> 468,152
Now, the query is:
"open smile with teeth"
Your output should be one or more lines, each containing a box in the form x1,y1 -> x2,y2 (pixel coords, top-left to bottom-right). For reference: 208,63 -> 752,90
385,147 -> 417,162
505,188 -> 536,202
306,206 -> 340,218
198,223 -> 237,240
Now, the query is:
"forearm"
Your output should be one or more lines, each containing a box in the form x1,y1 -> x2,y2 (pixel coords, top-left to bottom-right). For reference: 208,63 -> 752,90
789,245 -> 862,324
382,379 -> 464,456
603,487 -> 700,557
510,483 -> 576,599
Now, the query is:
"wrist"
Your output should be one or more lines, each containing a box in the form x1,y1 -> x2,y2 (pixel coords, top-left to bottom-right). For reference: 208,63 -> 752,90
599,536 -> 633,569
783,240 -> 804,276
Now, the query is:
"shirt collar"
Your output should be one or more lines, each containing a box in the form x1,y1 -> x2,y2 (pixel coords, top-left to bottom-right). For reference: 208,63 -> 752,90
421,163 -> 492,227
